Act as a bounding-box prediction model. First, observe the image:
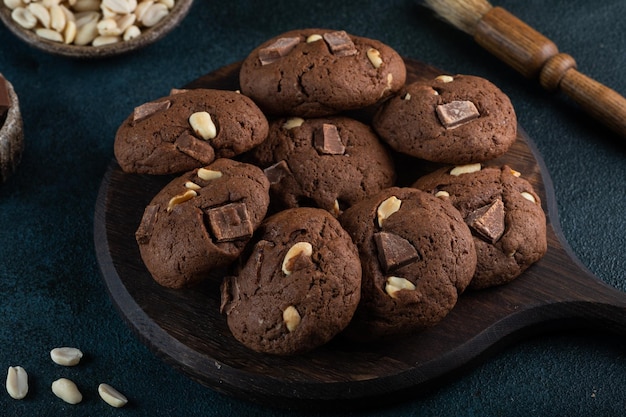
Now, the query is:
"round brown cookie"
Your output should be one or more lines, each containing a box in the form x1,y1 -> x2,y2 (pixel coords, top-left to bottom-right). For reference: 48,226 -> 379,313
372,74 -> 517,164
239,28 -> 406,117
412,163 -> 547,289
338,187 -> 476,341
135,158 -> 270,289
114,88 -> 269,175
220,207 -> 362,355
249,115 -> 396,216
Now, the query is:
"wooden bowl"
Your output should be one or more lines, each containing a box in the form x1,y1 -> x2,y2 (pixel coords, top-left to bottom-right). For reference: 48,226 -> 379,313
0,75 -> 23,183
0,0 -> 193,59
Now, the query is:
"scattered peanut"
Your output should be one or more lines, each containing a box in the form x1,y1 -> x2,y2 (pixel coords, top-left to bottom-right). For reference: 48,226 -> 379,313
306,33 -> 322,43
98,383 -> 128,408
521,191 -> 536,203
282,241 -> 313,275
385,276 -> 416,298
332,199 -> 340,217
184,180 -> 201,190
51,378 -> 82,404
377,196 -> 401,227
50,347 -> 83,366
282,305 -> 301,332
435,74 -> 454,83
197,167 -> 222,181
449,163 -> 481,176
282,116 -> 304,130
6,366 -> 28,400
366,48 -> 383,68
189,111 -> 217,140
166,189 -> 196,212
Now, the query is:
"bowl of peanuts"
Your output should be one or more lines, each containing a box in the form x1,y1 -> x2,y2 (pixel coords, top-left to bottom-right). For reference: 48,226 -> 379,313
0,73 -> 23,183
0,0 -> 193,58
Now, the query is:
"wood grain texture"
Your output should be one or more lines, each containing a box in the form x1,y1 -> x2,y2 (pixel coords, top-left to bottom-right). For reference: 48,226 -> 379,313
474,6 -> 626,138
94,59 -> 626,410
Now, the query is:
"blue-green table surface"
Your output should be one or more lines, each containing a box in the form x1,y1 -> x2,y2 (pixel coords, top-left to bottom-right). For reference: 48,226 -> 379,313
1,0 -> 625,415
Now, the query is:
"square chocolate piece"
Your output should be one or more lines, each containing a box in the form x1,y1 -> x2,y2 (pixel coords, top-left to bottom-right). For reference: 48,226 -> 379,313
436,100 -> 480,129
322,30 -> 357,57
175,132 -> 215,164
263,160 -> 290,184
132,100 -> 171,124
206,202 -> 253,242
258,37 -> 301,65
465,198 -> 505,244
135,204 -> 160,244
374,231 -> 420,273
314,123 -> 345,155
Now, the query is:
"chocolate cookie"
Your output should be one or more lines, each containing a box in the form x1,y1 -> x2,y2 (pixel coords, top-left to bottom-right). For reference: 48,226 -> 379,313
338,187 -> 476,341
114,88 -> 269,175
250,115 -> 396,215
136,158 -> 270,289
372,74 -> 517,164
412,163 -> 547,289
239,28 -> 406,117
220,207 -> 361,355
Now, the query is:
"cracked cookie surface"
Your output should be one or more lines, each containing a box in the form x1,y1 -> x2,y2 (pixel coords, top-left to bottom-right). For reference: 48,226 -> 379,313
114,88 -> 269,175
338,187 -> 476,341
372,75 -> 517,164
220,207 -> 361,355
239,28 -> 406,117
412,164 -> 547,289
249,115 -> 396,216
136,158 -> 270,288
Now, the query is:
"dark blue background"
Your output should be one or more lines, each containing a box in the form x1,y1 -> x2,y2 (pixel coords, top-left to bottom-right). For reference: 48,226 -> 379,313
1,0 -> 625,415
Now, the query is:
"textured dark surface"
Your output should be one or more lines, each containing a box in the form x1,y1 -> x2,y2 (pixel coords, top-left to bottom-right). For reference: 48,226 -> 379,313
0,0 -> 625,415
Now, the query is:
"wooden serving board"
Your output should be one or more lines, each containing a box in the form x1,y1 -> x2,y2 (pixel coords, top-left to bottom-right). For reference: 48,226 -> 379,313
94,59 -> 626,410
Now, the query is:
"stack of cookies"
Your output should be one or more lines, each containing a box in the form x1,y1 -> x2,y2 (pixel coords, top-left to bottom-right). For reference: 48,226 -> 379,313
113,28 -> 547,355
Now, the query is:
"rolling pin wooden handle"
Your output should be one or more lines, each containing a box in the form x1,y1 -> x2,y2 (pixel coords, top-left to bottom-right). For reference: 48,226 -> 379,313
474,7 -> 626,138
559,65 -> 626,138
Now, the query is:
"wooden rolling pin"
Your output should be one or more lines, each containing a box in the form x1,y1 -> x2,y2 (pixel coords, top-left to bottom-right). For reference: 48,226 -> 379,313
424,0 -> 626,138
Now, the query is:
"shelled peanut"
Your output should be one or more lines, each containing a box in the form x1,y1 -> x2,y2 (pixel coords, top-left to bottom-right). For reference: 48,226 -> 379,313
3,0 -> 176,46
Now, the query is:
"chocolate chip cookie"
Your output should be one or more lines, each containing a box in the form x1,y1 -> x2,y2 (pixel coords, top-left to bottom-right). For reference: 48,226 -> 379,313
339,187 -> 476,341
372,74 -> 517,164
114,88 -> 269,175
239,28 -> 406,117
136,158 -> 270,289
412,163 -> 547,289
250,115 -> 396,215
220,207 -> 362,355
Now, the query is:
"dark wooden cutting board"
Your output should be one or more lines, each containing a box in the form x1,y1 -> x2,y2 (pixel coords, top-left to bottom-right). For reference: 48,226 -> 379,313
94,58 -> 626,410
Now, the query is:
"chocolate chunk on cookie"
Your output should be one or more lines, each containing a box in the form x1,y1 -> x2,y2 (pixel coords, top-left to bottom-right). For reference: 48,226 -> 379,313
250,116 -> 396,216
339,187 -> 476,341
412,164 -> 547,289
372,74 -> 517,164
136,159 -> 270,289
239,29 -> 406,117
220,207 -> 361,355
114,89 -> 269,175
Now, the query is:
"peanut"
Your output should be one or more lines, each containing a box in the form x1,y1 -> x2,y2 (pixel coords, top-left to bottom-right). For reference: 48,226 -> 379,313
51,378 -> 82,404
6,366 -> 28,400
98,383 -> 128,408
